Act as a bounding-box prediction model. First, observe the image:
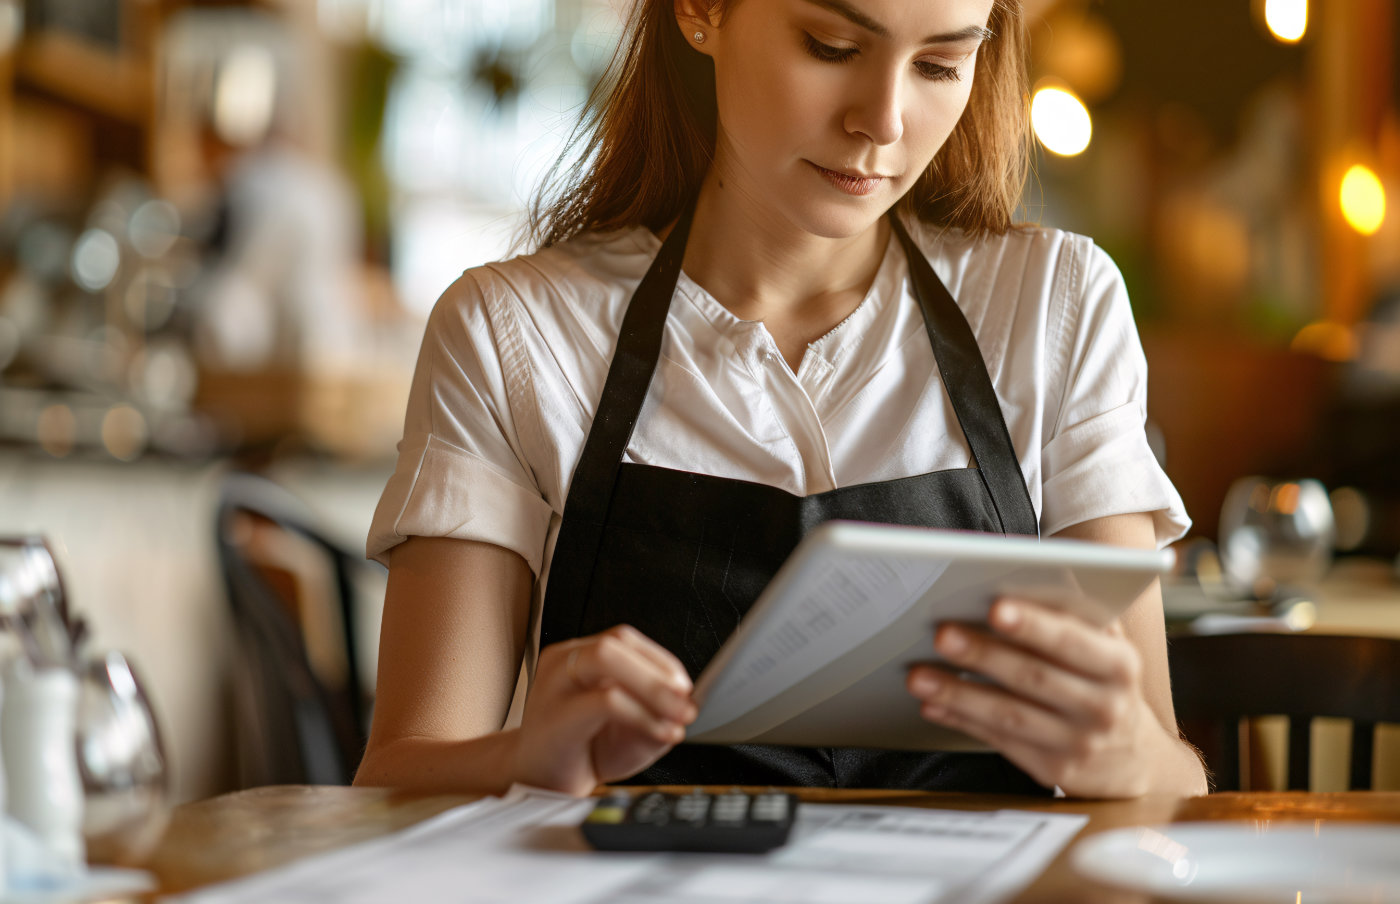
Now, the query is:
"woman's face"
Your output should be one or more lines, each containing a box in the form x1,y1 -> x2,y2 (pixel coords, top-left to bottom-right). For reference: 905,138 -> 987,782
693,0 -> 996,237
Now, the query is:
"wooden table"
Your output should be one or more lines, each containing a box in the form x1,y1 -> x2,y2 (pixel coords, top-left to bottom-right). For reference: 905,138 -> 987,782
137,786 -> 1400,902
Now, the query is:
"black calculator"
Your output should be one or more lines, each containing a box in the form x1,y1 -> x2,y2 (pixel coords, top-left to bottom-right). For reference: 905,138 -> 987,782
580,789 -> 799,854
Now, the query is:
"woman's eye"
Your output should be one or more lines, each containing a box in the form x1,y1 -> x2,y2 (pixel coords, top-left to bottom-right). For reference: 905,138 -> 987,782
802,33 -> 858,63
801,32 -> 963,83
915,60 -> 962,83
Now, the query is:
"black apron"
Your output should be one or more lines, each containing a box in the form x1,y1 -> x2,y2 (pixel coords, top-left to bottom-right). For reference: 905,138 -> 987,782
539,198 -> 1049,793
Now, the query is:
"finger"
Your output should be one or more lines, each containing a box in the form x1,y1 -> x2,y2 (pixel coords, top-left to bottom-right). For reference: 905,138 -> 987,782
928,623 -> 1110,724
555,681 -> 683,744
593,685 -> 687,746
982,600 -> 1140,685
573,633 -> 697,724
592,719 -> 682,784
603,624 -> 693,692
907,665 -> 1082,752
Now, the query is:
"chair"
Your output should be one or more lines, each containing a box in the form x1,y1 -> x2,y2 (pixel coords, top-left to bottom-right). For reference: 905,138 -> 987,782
1168,632 -> 1400,791
215,472 -> 378,787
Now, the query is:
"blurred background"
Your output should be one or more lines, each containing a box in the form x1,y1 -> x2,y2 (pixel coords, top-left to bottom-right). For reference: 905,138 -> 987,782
0,0 -> 1397,809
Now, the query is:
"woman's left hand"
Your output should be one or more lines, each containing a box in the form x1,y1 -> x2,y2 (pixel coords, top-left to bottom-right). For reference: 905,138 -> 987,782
905,598 -> 1180,799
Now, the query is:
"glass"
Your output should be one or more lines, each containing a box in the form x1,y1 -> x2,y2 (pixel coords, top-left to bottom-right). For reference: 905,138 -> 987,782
76,650 -> 170,866
0,536 -> 73,667
1,535 -> 169,866
1218,476 -> 1336,598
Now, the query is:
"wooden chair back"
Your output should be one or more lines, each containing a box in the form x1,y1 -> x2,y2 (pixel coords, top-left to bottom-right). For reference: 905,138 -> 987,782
1168,632 -> 1400,790
215,472 -> 377,787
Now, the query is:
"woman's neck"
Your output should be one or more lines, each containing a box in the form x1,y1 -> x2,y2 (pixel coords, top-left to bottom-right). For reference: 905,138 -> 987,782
663,169 -> 891,329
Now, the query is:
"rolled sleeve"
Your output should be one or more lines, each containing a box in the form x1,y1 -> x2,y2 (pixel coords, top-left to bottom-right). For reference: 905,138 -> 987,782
367,433 -> 554,574
1040,402 -> 1190,545
1040,241 -> 1191,547
366,271 -> 554,574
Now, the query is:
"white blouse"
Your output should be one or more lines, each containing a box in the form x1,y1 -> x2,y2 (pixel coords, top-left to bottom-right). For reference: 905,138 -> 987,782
367,220 -> 1190,596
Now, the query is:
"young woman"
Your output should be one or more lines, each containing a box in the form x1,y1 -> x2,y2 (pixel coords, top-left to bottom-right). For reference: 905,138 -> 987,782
355,0 -> 1209,799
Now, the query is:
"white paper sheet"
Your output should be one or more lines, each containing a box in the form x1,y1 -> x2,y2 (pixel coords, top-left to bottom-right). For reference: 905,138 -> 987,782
163,788 -> 1087,904
690,551 -> 949,733
684,524 -> 1171,749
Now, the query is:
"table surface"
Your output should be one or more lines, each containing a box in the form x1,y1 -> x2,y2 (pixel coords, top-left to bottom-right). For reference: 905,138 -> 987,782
138,785 -> 1400,903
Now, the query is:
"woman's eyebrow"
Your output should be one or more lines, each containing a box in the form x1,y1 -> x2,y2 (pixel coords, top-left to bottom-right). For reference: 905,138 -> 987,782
798,0 -> 993,44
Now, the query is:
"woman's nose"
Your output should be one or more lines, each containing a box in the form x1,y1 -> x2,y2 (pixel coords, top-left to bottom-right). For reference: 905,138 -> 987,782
843,70 -> 904,146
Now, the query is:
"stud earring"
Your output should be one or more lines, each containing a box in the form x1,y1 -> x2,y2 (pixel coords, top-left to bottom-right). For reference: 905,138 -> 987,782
693,30 -> 706,43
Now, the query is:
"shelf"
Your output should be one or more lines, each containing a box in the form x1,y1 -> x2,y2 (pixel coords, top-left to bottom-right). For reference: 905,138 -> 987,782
16,31 -> 152,124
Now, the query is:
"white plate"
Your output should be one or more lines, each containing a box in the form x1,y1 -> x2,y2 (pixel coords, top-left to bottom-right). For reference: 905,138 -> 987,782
1072,823 -> 1400,903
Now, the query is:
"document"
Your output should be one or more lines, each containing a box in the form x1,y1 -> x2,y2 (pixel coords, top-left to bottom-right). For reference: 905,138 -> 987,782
692,551 -> 949,733
686,523 -> 1172,750
166,788 -> 1087,904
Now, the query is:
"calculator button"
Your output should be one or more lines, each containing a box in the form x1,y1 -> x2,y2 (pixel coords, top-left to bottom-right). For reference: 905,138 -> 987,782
632,792 -> 672,825
673,793 -> 711,823
750,794 -> 789,822
585,804 -> 627,824
711,793 -> 750,825
585,791 -> 632,824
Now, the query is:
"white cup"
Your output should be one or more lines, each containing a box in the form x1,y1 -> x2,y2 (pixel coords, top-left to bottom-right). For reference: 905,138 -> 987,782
0,660 -> 85,869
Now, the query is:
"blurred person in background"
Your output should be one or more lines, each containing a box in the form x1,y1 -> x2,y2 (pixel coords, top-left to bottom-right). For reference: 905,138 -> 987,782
356,0 -> 1207,799
193,42 -> 366,375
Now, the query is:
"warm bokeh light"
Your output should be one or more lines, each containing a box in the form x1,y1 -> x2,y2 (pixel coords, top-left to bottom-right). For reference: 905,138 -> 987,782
1281,600 -> 1316,631
1291,320 -> 1358,361
213,44 -> 278,147
101,405 -> 149,461
1264,0 -> 1307,43
1031,86 -> 1093,157
1035,12 -> 1122,103
1339,164 -> 1386,235
1270,482 -> 1301,516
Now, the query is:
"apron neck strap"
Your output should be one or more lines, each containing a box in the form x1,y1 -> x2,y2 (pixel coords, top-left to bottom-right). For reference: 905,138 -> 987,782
560,195 -> 699,529
888,214 -> 1038,538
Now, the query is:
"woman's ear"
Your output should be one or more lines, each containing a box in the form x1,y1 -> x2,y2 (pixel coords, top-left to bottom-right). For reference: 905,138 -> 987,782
673,0 -> 718,57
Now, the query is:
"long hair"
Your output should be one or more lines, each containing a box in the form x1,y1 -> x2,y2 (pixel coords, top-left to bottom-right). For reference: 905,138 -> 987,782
526,0 -> 1029,250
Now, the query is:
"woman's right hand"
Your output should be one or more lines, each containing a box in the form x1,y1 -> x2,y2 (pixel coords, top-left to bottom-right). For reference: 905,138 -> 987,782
511,625 -> 696,795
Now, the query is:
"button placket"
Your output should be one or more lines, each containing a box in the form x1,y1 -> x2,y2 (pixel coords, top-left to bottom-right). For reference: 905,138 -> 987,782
754,328 -> 838,494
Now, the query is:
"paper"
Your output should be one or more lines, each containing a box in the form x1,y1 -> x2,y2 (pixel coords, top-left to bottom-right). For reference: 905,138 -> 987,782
685,523 -> 1170,750
165,788 -> 1087,904
690,551 -> 947,735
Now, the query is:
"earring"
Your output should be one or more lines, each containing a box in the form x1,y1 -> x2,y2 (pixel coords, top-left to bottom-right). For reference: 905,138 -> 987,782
693,30 -> 706,43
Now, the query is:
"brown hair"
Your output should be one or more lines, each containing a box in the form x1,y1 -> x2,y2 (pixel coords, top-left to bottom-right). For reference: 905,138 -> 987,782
526,0 -> 1029,250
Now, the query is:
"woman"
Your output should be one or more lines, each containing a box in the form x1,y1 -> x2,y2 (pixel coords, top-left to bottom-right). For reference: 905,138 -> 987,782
356,0 -> 1209,798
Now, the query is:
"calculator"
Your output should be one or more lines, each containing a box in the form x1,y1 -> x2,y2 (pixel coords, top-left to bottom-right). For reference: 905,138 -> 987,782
580,789 -> 799,854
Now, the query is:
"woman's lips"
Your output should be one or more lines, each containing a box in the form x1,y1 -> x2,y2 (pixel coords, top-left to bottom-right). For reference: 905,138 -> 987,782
809,161 -> 886,196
